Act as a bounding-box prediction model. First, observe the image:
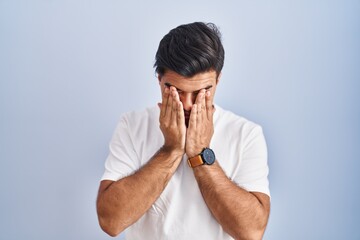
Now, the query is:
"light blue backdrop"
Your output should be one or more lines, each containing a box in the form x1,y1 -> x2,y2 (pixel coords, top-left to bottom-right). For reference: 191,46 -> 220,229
1,0 -> 359,239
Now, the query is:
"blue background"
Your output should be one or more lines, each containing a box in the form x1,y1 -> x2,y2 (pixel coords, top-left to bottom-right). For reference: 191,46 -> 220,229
1,0 -> 359,239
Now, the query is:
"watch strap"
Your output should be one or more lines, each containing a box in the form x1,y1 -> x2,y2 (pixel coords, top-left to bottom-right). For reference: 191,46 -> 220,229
187,155 -> 204,168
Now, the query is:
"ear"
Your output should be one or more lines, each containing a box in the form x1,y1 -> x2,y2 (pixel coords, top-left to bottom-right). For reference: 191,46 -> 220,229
216,72 -> 222,84
158,74 -> 162,85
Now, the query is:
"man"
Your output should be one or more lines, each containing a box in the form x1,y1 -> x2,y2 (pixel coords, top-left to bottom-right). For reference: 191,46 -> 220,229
96,22 -> 270,240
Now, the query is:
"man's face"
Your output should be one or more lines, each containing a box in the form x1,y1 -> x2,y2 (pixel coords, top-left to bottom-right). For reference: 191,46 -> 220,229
158,70 -> 219,126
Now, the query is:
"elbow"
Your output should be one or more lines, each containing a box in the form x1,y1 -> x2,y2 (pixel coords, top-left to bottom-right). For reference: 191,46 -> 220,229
233,218 -> 268,240
103,228 -> 120,238
97,203 -> 125,237
232,229 -> 263,240
103,228 -> 122,238
96,182 -> 126,237
238,229 -> 265,240
98,215 -> 124,237
234,223 -> 267,240
97,200 -> 125,237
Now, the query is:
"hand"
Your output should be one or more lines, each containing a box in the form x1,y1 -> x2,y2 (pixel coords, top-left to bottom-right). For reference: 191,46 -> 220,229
158,86 -> 186,156
185,89 -> 215,157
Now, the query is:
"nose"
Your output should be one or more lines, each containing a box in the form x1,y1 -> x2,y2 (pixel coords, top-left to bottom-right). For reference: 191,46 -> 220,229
180,92 -> 194,111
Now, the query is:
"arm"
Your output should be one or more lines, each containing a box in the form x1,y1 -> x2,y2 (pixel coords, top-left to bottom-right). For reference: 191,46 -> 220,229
97,148 -> 183,237
186,89 -> 270,240
97,86 -> 186,236
193,162 -> 270,240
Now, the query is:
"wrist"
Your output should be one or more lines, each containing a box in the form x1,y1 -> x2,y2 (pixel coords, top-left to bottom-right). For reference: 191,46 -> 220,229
160,145 -> 185,158
187,147 -> 216,168
187,147 -> 206,158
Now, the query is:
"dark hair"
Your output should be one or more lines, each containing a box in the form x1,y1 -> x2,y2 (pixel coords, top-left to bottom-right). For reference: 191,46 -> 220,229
154,22 -> 225,78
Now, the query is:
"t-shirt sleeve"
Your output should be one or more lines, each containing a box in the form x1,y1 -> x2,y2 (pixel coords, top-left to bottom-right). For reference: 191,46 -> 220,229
101,116 -> 139,181
233,125 -> 270,198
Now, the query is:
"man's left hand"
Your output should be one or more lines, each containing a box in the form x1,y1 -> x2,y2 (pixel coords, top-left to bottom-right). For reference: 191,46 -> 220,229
185,89 -> 215,157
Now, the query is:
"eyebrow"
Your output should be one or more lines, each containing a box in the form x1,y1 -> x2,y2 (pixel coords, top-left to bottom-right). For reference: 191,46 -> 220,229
164,82 -> 213,93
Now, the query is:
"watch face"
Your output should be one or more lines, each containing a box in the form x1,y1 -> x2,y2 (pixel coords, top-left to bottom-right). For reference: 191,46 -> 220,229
203,148 -> 215,165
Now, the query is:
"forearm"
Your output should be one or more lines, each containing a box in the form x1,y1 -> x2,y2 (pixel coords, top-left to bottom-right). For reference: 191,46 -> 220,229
194,162 -> 269,240
97,147 -> 183,236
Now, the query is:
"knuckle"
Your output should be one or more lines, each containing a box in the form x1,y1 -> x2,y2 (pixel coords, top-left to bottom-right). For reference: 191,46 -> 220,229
160,121 -> 169,128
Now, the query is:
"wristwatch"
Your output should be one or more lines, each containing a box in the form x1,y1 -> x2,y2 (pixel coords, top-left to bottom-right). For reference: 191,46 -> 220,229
187,148 -> 216,168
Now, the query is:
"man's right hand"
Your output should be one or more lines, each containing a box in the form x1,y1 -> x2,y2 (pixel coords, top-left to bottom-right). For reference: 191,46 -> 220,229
158,86 -> 186,156
98,87 -> 186,236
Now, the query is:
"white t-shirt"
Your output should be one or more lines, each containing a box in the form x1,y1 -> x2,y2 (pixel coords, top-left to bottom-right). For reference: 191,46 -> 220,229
101,105 -> 270,240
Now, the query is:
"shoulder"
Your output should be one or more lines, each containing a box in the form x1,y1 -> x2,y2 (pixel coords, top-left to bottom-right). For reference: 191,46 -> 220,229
122,105 -> 158,120
214,105 -> 263,136
120,106 -> 159,127
112,106 -> 159,140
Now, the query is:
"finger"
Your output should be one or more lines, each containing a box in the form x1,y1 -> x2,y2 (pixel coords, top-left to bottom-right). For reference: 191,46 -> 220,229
195,89 -> 204,106
194,90 -> 203,117
197,90 -> 206,123
161,87 -> 170,118
171,89 -> 179,125
171,90 -> 184,126
177,100 -> 184,127
205,90 -> 213,120
166,87 -> 174,121
189,104 -> 197,129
